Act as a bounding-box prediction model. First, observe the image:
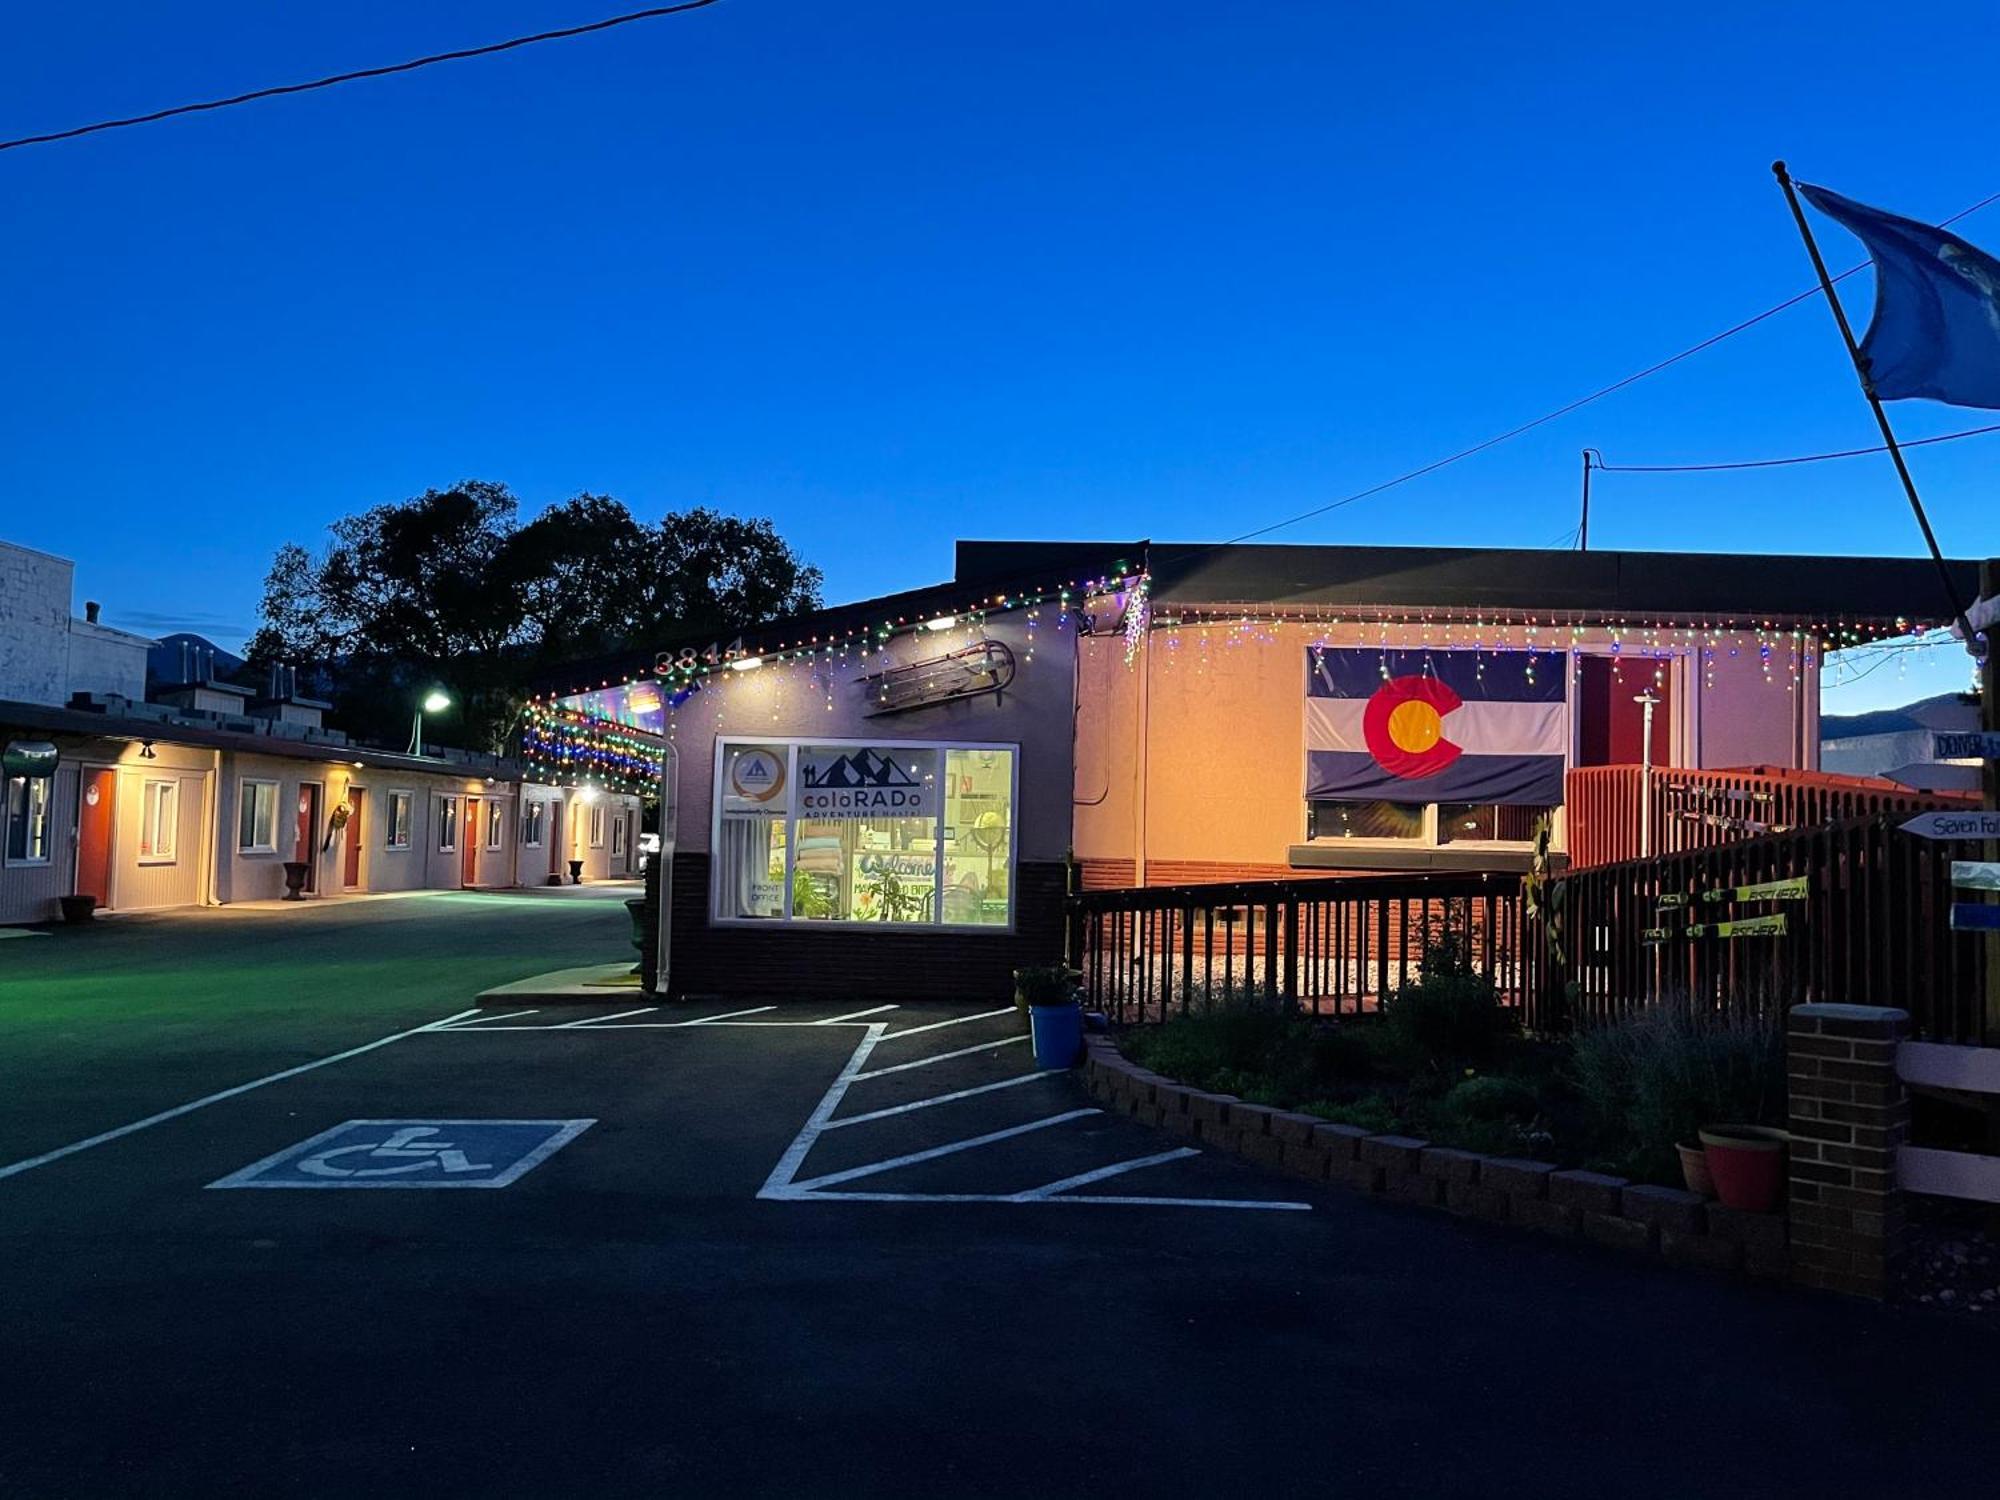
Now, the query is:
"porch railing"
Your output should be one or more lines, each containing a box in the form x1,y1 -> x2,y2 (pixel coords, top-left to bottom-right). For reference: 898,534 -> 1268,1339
1067,872 -> 1533,1027
1553,812 -> 1987,1045
1564,764 -> 1975,871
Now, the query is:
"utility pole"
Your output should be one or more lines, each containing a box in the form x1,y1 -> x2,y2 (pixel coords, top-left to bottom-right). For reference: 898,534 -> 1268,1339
1579,449 -> 1598,551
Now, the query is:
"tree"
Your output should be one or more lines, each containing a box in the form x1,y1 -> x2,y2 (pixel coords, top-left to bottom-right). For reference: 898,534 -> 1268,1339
248,483 -> 821,753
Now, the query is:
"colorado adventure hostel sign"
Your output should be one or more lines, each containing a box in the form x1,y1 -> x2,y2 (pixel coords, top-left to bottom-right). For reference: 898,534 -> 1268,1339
797,747 -> 937,820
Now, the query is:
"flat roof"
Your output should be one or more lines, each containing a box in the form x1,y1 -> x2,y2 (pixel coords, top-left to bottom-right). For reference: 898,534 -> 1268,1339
956,540 -> 1976,626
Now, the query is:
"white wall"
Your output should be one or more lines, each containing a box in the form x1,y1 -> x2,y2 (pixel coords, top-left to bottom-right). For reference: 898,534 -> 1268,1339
0,542 -> 72,705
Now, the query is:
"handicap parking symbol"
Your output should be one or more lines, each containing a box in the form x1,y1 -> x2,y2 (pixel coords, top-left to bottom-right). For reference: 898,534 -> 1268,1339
208,1119 -> 594,1190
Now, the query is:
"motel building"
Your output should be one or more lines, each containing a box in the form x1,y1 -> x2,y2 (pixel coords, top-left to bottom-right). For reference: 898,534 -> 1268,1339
528,538 -> 1971,1005
0,539 -> 639,926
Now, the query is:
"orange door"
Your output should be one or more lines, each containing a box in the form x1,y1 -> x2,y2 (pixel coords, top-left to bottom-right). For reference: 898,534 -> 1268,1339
547,801 -> 561,878
343,789 -> 365,887
462,798 -> 480,887
294,784 -> 320,892
75,768 -> 116,905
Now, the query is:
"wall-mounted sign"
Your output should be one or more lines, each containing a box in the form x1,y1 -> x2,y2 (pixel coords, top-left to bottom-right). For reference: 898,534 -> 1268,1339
797,747 -> 937,820
1950,861 -> 2000,891
1934,730 -> 2000,760
1901,810 -> 2000,841
721,747 -> 788,816
1949,902 -> 2000,933
1,741 -> 58,777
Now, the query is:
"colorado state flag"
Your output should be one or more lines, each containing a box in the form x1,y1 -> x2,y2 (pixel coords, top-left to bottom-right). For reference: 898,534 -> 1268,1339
1305,649 -> 1565,806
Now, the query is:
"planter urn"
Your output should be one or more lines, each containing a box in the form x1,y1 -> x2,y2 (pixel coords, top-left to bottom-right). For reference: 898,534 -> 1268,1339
58,893 -> 97,925
1029,1002 -> 1084,1069
1699,1125 -> 1787,1213
568,859 -> 585,885
280,861 -> 311,900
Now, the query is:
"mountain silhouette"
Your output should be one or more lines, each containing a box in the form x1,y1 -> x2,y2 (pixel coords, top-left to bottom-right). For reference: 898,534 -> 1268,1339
806,749 -> 919,789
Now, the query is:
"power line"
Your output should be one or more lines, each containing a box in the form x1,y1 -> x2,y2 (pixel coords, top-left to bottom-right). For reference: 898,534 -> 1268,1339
1595,420 -> 2000,474
1221,184 -> 2000,548
0,1 -> 725,154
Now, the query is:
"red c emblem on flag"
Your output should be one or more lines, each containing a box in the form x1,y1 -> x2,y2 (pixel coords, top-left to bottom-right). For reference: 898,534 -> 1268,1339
1362,675 -> 1463,779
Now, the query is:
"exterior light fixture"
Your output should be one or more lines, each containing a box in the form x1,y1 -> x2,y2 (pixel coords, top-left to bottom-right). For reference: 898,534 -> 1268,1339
352,760 -> 364,769
922,615 -> 958,631
729,657 -> 764,672
407,690 -> 452,757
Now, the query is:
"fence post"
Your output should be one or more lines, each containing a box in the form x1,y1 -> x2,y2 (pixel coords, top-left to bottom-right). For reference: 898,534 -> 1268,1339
1786,1003 -> 1909,1299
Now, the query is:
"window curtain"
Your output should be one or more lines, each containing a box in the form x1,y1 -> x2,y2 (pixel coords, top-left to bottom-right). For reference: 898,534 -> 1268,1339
716,816 -> 774,916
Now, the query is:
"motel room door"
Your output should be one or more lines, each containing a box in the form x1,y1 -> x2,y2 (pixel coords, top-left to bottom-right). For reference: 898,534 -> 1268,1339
294,783 -> 320,893
75,767 -> 117,907
462,798 -> 480,887
342,789 -> 365,889
1576,657 -> 1673,766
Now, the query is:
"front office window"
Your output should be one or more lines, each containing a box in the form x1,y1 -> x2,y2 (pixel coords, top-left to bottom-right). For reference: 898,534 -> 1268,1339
712,739 -> 1016,929
4,774 -> 53,865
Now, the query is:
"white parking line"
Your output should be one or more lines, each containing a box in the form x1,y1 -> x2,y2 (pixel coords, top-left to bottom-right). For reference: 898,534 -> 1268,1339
852,1035 -> 1027,1079
800,1190 -> 1313,1210
820,1072 -> 1058,1130
0,1009 -> 479,1184
784,1109 -> 1100,1193
877,1008 -> 1016,1040
433,1009 -> 539,1029
681,1006 -> 778,1025
1010,1148 -> 1198,1199
815,1005 -> 900,1024
758,1024 -> 890,1199
556,1008 -> 657,1028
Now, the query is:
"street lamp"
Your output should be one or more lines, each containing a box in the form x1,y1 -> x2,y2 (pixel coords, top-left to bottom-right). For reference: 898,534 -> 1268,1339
408,690 -> 452,757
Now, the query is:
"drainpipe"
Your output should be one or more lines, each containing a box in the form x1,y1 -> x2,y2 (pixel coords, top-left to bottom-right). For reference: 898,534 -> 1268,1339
1132,629 -> 1150,887
653,741 -> 679,996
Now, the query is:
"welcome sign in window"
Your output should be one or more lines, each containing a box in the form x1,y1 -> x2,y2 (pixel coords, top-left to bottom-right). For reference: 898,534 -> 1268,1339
711,738 -> 1017,930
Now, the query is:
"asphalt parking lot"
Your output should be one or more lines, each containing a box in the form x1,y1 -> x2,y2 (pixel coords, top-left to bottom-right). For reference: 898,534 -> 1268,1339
4,894 -> 2000,1497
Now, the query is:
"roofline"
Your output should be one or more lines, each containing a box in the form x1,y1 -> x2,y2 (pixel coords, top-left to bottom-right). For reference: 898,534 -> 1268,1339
0,699 -> 521,780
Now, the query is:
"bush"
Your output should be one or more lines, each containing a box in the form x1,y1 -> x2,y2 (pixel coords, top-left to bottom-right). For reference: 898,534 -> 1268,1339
1128,1005 -> 1378,1100
1441,1073 -> 1540,1124
1381,928 -> 1505,1067
1569,1004 -> 1785,1184
1013,963 -> 1078,1006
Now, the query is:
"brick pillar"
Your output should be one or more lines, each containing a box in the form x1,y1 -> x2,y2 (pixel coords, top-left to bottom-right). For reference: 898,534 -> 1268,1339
1786,1003 -> 1909,1298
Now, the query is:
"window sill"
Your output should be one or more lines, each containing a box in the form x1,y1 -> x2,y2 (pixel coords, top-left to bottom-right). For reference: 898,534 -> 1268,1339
709,915 -> 1017,935
1289,843 -> 1550,874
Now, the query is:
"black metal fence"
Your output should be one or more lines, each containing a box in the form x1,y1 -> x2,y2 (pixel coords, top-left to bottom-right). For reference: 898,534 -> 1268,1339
1067,872 -> 1532,1026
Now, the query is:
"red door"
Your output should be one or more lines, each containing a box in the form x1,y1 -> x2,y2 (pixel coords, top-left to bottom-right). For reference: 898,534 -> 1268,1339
343,789 -> 365,888
1577,657 -> 1672,766
462,798 -> 480,887
547,801 -> 562,879
75,768 -> 116,906
294,784 -> 320,893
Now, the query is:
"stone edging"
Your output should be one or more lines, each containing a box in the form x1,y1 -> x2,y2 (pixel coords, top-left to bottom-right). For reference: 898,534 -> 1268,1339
1083,1033 -> 1787,1278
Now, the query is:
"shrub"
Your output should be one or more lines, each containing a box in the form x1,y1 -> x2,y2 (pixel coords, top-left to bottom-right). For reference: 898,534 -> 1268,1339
1013,963 -> 1079,1006
1569,1003 -> 1785,1183
1128,1005 -> 1378,1100
1441,1073 -> 1540,1124
1381,927 -> 1505,1067
1304,1094 -> 1399,1134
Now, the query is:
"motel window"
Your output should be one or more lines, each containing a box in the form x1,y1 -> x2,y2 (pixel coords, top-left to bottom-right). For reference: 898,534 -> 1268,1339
611,815 -> 628,858
521,799 -> 546,847
588,801 -> 606,848
4,774 -> 53,866
438,796 -> 459,852
487,799 -> 504,851
712,738 -> 1017,930
237,778 -> 277,854
1308,800 -> 1554,848
386,791 -> 413,851
140,779 -> 179,863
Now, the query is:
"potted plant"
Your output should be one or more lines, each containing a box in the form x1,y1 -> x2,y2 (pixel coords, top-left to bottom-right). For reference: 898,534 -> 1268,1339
1014,963 -> 1083,1069
1699,1124 -> 1788,1212
58,893 -> 97,925
1676,1141 -> 1716,1198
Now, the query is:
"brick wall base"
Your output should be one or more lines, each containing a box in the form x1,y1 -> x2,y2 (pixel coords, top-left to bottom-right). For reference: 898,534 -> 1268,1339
1786,1003 -> 1909,1299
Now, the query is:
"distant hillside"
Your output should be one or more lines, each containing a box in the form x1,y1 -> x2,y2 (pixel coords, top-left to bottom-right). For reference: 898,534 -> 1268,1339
1820,692 -> 1975,741
148,633 -> 248,687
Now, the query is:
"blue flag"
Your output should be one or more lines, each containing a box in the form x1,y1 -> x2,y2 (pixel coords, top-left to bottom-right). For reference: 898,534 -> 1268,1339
1800,183 -> 2000,409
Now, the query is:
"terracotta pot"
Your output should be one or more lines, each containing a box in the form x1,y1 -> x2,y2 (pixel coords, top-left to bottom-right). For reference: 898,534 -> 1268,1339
1676,1141 -> 1715,1198
1699,1125 -> 1787,1213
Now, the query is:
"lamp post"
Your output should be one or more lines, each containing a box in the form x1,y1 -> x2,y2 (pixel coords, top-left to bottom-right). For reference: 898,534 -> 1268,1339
407,690 -> 451,757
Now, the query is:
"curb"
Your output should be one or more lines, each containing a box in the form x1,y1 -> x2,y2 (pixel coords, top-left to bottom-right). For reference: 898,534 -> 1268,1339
1081,1033 -> 1787,1279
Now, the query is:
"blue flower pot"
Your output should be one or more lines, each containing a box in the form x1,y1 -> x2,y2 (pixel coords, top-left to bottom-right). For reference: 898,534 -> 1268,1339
1029,1003 -> 1083,1069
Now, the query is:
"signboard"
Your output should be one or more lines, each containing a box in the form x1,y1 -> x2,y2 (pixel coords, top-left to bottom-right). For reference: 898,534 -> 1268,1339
208,1120 -> 594,1189
796,746 -> 938,820
1687,914 -> 1788,940
1901,810 -> 2000,841
1949,903 -> 2000,933
1950,861 -> 2000,892
1657,893 -> 1689,910
1701,876 -> 1809,904
1933,730 -> 2000,760
720,745 -> 789,817
0,740 -> 58,777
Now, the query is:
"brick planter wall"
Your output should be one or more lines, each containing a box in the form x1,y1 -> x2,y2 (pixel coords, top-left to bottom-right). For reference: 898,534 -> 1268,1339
1082,1033 -> 1788,1280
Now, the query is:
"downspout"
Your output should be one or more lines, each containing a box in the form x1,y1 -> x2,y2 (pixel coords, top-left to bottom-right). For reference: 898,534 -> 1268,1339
1133,625 -> 1150,887
205,749 -> 225,906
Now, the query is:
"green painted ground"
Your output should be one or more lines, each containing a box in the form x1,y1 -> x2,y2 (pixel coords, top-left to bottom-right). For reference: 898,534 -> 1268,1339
0,885 -> 637,1166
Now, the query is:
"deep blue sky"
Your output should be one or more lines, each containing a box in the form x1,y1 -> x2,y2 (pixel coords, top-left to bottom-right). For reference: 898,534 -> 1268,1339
3,1 -> 1994,709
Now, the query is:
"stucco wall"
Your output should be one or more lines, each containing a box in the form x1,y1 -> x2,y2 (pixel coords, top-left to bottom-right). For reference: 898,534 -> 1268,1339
1075,622 -> 1821,873
659,613 -> 1078,864
0,542 -> 72,705
66,620 -> 150,701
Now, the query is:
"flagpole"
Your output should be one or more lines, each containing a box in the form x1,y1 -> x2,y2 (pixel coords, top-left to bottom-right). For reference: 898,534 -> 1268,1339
1771,160 -> 1975,643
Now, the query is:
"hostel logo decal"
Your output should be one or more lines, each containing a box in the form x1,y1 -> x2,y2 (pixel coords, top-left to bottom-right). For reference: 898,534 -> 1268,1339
1361,675 -> 1462,779
729,749 -> 786,803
